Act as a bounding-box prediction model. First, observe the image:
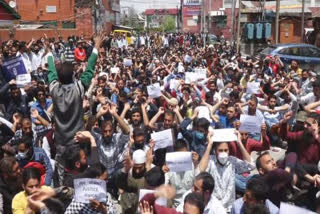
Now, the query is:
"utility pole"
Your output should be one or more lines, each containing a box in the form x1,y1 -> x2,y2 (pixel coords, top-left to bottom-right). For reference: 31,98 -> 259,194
275,0 -> 280,44
262,0 -> 266,21
236,0 -> 242,53
209,0 -> 212,33
301,0 -> 305,42
231,0 -> 236,42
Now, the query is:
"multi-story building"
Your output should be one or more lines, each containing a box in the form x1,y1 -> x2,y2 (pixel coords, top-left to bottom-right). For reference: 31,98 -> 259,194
0,0 -> 120,40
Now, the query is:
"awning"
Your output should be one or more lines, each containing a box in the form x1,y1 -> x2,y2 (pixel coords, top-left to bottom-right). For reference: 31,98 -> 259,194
242,0 -> 311,16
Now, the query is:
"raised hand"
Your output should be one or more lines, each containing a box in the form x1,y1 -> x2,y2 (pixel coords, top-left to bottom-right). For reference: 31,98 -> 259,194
31,109 -> 39,119
139,201 -> 154,214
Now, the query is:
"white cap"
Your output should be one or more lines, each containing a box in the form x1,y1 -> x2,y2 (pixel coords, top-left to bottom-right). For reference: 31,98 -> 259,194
132,149 -> 146,164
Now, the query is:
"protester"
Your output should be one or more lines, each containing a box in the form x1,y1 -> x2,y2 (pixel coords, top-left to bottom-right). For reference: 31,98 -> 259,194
0,31 -> 319,213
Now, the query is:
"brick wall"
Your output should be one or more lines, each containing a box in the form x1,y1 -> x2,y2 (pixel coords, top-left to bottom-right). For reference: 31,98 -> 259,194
5,0 -> 75,24
0,29 -> 80,41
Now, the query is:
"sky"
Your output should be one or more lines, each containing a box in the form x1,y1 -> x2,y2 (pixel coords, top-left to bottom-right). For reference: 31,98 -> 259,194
120,0 -> 181,13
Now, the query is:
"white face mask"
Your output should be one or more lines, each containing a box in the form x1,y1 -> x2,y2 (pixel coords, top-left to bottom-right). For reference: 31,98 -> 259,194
18,151 -> 28,159
218,152 -> 229,165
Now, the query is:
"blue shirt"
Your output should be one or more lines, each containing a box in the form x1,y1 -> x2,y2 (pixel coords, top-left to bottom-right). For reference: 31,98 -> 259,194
231,197 -> 279,214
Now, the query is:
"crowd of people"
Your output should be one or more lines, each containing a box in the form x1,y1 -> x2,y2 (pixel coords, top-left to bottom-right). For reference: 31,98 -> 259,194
0,31 -> 319,214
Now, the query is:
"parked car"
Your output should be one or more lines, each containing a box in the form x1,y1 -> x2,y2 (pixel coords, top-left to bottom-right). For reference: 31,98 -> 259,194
259,43 -> 320,72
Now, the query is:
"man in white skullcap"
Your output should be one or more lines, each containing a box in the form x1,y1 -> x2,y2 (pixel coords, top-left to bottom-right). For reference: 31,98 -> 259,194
116,149 -> 154,213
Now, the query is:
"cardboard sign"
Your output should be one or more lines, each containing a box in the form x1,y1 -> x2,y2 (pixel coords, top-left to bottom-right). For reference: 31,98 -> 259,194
239,114 -> 262,134
147,83 -> 162,98
2,56 -> 28,85
151,129 -> 173,151
166,152 -> 193,172
212,128 -> 238,142
74,178 -> 107,204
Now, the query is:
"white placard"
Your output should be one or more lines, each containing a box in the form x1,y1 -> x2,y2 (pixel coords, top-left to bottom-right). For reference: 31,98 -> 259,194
111,67 -> 119,74
147,83 -> 162,98
185,72 -> 197,84
196,106 -> 211,122
246,81 -> 260,94
280,202 -> 316,214
151,129 -> 173,151
166,152 -> 193,172
16,74 -> 31,87
212,128 -> 237,142
194,68 -> 207,80
124,58 -> 133,67
239,114 -> 262,134
169,79 -> 179,90
74,178 -> 107,204
139,189 -> 167,207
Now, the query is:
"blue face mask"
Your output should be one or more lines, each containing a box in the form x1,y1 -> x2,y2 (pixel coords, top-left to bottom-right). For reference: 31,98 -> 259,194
195,131 -> 205,140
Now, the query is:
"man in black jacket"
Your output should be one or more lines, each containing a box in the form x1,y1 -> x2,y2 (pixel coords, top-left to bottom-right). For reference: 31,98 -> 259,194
0,156 -> 22,214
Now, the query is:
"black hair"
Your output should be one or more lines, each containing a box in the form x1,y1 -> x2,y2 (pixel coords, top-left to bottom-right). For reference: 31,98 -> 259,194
184,192 -> 205,214
131,107 -> 142,116
196,118 -> 210,132
0,156 -> 17,175
256,151 -> 270,171
268,94 -> 277,101
174,139 -> 188,151
22,167 -> 41,185
249,94 -> 258,104
312,80 -> 320,88
133,127 -> 145,139
42,198 -> 65,214
63,145 -> 81,170
246,178 -> 269,202
17,135 -> 33,148
80,163 -> 106,179
55,62 -> 74,84
195,172 -> 215,194
144,166 -> 165,188
164,109 -> 175,118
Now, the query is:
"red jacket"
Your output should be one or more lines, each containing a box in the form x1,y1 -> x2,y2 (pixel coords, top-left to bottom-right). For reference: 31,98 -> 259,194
229,135 -> 271,160
74,48 -> 86,62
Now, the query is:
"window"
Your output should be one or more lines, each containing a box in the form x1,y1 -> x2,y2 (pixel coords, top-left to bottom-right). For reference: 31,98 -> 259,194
62,21 -> 75,29
279,47 -> 300,56
300,47 -> 320,57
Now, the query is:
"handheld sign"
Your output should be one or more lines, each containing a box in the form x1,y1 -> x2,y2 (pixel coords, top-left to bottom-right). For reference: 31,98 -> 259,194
151,129 -> 173,151
280,202 -> 316,214
166,152 -> 193,172
124,58 -> 133,67
246,82 -> 260,94
147,83 -> 162,98
212,128 -> 238,142
74,178 -> 107,204
2,56 -> 28,86
239,114 -> 262,134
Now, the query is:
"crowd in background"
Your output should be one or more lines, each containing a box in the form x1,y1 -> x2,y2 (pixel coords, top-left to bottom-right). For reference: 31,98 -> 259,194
0,31 -> 319,214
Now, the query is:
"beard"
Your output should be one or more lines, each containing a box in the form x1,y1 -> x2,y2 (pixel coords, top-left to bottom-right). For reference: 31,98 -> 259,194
103,136 -> 112,144
132,168 -> 146,179
303,129 -> 314,145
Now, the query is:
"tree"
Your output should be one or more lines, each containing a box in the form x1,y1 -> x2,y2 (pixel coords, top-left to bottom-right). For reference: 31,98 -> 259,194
162,16 -> 176,32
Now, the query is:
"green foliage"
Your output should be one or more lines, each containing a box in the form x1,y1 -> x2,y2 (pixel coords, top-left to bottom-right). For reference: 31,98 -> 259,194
161,16 -> 176,32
